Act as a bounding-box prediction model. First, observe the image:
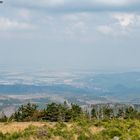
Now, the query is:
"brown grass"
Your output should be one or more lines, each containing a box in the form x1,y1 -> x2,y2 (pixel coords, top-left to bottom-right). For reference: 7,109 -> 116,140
0,122 -> 47,134
89,126 -> 104,134
0,122 -> 103,140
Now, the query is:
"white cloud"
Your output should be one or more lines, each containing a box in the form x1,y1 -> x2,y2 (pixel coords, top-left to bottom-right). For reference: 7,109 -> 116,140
92,0 -> 140,7
97,13 -> 140,36
97,25 -> 113,34
62,13 -> 90,36
113,13 -> 135,28
0,17 -> 32,30
45,0 -> 64,6
62,13 -> 90,21
32,0 -> 65,7
93,0 -> 129,6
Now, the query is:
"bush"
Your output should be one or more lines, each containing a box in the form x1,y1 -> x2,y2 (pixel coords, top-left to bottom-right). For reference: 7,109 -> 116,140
0,132 -> 6,140
77,133 -> 90,140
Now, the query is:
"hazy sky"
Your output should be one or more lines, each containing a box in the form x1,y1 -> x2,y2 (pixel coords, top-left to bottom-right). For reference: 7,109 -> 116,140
0,0 -> 140,71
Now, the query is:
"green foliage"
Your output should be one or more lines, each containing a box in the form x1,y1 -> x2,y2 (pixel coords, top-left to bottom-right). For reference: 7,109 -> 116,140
43,103 -> 66,122
0,102 -> 140,139
77,133 -> 90,140
91,108 -> 96,118
9,102 -> 83,123
0,111 -> 8,122
103,107 -> 114,119
43,102 -> 82,122
0,132 -> 6,140
71,104 -> 82,120
93,119 -> 140,140
117,108 -> 125,118
91,105 -> 140,121
11,103 -> 43,122
0,119 -> 140,140
125,106 -> 138,119
102,128 -> 122,138
7,102 -> 140,123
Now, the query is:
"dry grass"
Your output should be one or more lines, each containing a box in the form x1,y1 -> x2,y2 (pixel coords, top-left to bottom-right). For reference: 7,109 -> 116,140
0,122 -> 47,134
89,126 -> 104,134
0,122 -> 103,140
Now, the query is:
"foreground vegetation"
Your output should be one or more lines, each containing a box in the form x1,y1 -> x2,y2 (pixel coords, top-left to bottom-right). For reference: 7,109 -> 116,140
0,119 -> 140,140
0,102 -> 140,140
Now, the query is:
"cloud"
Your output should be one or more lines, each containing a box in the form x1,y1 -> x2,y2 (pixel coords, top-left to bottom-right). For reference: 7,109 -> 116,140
92,0 -> 138,6
62,13 -> 90,36
0,17 -> 32,30
97,25 -> 113,34
9,0 -> 140,13
8,0 -> 65,8
97,13 -> 140,36
43,0 -> 65,6
113,14 -> 135,28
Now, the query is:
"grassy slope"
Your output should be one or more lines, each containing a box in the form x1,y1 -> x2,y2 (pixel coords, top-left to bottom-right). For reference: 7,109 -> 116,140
0,119 -> 140,140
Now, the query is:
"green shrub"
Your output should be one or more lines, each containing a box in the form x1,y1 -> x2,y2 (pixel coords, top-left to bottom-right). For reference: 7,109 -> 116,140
0,132 -> 6,140
77,133 -> 90,140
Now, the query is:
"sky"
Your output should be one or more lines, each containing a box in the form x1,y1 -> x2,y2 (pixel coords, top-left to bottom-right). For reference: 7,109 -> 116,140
0,0 -> 140,71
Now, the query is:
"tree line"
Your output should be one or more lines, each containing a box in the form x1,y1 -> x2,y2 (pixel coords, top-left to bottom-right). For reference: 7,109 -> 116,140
0,102 -> 140,122
91,105 -> 140,120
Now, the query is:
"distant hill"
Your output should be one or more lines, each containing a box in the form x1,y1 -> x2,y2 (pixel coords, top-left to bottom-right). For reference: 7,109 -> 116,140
0,71 -> 140,103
